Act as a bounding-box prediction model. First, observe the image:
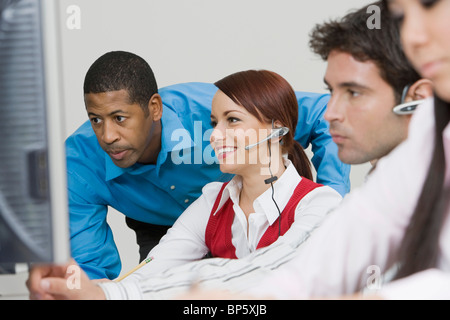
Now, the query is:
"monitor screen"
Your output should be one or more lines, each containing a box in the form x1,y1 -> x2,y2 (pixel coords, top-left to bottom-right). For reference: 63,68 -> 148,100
0,0 -> 69,273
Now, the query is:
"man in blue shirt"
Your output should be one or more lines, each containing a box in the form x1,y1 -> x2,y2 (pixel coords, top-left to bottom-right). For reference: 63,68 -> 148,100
67,51 -> 350,279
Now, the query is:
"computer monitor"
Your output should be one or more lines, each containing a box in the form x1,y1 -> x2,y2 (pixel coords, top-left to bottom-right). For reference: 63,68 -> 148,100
0,0 -> 69,273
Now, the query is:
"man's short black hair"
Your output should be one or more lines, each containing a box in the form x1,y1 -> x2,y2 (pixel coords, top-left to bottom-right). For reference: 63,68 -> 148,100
83,51 -> 158,113
309,1 -> 421,103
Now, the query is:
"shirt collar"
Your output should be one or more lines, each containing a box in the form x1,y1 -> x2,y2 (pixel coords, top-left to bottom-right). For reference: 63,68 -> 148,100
105,104 -> 195,181
213,158 -> 302,226
105,155 -> 125,181
104,154 -> 156,181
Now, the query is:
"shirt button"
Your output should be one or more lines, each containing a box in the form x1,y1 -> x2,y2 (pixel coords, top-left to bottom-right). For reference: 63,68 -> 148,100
170,185 -> 176,190
184,199 -> 190,203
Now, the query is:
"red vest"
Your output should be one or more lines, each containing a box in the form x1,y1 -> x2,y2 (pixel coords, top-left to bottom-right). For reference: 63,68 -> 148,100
204,178 -> 323,259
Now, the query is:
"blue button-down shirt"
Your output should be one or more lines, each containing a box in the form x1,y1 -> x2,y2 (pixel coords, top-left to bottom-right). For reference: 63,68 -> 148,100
66,82 -> 350,279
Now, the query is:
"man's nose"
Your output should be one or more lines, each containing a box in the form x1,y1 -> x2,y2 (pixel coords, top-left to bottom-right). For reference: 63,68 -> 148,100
102,122 -> 120,144
324,95 -> 345,123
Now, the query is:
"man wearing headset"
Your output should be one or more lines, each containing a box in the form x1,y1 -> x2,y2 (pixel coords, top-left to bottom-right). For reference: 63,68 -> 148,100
311,0 -> 433,170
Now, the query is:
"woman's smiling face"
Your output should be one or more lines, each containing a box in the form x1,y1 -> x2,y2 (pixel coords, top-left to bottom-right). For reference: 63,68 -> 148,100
209,90 -> 275,175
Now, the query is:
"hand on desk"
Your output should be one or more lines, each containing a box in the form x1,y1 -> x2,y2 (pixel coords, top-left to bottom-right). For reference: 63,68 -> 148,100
26,259 -> 106,300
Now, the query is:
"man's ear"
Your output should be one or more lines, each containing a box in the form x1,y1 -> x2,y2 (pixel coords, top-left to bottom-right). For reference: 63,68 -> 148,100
404,79 -> 434,102
147,93 -> 163,121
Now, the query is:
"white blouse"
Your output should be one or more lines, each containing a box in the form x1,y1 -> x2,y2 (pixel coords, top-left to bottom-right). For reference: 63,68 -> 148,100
124,158 -> 342,282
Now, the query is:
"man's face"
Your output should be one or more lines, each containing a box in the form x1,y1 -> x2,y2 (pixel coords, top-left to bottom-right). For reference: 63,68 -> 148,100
85,89 -> 159,168
324,50 -> 411,164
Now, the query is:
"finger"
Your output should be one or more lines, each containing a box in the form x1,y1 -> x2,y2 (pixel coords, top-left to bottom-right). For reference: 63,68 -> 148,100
26,265 -> 54,299
32,291 -> 57,300
41,278 -> 73,300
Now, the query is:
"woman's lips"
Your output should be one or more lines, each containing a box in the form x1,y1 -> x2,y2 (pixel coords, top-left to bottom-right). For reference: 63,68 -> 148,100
215,146 -> 237,160
419,59 -> 444,79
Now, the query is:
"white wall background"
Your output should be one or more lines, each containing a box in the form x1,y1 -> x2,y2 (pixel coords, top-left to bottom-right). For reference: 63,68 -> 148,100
56,0 -> 373,278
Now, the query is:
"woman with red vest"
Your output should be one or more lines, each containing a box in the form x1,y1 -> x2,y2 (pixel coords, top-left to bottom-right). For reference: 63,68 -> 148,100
123,70 -> 343,277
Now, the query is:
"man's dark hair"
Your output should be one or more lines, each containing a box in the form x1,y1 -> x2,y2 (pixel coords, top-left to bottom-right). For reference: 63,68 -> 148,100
309,1 -> 420,103
83,51 -> 158,114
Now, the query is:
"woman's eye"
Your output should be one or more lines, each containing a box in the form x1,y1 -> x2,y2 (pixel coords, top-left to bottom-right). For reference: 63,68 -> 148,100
421,0 -> 439,9
389,0 -> 439,24
390,12 -> 404,24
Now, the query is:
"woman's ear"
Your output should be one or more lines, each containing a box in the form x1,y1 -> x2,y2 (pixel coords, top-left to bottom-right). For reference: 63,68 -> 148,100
271,120 -> 288,144
272,120 -> 284,129
404,79 -> 434,102
147,93 -> 163,121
